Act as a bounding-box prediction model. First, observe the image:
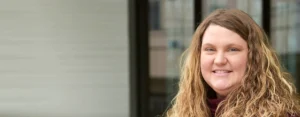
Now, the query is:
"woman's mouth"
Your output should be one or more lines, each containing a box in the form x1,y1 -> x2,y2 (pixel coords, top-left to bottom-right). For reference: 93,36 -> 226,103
213,70 -> 232,76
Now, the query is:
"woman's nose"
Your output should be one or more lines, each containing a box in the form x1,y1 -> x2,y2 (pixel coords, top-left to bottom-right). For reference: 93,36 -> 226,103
214,52 -> 227,65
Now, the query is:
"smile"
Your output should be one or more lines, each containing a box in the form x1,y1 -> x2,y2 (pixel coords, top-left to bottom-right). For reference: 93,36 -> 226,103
212,70 -> 232,76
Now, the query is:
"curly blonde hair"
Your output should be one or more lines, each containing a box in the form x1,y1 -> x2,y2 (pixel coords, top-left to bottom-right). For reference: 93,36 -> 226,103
165,9 -> 300,117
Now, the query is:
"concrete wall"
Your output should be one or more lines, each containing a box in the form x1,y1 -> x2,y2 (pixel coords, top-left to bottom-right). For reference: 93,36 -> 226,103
0,0 -> 129,117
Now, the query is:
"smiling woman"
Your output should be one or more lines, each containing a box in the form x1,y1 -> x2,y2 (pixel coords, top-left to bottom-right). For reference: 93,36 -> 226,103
201,24 -> 248,99
164,9 -> 300,117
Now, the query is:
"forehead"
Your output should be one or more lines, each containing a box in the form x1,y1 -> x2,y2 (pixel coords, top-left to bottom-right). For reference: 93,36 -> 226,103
202,24 -> 247,46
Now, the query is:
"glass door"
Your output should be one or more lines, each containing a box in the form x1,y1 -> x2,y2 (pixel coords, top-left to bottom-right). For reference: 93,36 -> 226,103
271,0 -> 300,90
202,0 -> 262,25
148,0 -> 194,116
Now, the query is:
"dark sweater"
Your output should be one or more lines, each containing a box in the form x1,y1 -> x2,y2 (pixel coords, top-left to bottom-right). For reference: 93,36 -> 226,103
207,98 -> 223,117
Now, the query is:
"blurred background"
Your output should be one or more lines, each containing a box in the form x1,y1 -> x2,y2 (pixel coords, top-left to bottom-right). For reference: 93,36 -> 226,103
0,0 -> 299,117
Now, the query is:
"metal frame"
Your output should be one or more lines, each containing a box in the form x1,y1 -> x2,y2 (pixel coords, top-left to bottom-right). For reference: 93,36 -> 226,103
128,0 -> 149,117
262,0 -> 271,37
194,0 -> 202,30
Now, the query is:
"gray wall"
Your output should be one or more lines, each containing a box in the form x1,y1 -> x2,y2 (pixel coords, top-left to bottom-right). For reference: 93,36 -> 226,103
0,0 -> 129,117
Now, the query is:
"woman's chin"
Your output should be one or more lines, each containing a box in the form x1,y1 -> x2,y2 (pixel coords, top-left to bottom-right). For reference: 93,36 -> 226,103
211,85 -> 231,97
211,83 -> 231,91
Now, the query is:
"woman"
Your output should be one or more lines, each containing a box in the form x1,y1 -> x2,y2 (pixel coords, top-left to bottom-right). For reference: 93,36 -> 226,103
165,9 -> 300,117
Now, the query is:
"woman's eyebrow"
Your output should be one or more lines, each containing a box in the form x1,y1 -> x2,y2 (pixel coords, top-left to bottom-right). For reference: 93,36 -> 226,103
202,43 -> 243,48
225,43 -> 243,48
202,43 -> 214,47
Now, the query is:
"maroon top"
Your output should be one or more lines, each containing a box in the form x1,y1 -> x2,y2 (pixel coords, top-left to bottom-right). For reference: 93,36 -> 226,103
207,98 -> 224,117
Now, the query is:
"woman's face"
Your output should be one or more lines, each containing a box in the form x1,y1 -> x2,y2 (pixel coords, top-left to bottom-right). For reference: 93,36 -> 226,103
200,24 -> 248,98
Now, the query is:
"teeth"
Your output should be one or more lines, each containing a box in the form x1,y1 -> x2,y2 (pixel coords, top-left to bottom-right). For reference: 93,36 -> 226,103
214,70 -> 230,73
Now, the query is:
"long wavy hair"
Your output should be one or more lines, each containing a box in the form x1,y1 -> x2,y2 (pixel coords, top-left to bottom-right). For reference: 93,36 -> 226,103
165,9 -> 300,117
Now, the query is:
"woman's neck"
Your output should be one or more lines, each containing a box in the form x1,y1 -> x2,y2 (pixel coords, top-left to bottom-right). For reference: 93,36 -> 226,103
217,94 -> 226,99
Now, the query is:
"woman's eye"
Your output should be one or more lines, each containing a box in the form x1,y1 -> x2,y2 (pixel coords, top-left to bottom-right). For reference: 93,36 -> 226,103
204,48 -> 215,51
229,48 -> 239,51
